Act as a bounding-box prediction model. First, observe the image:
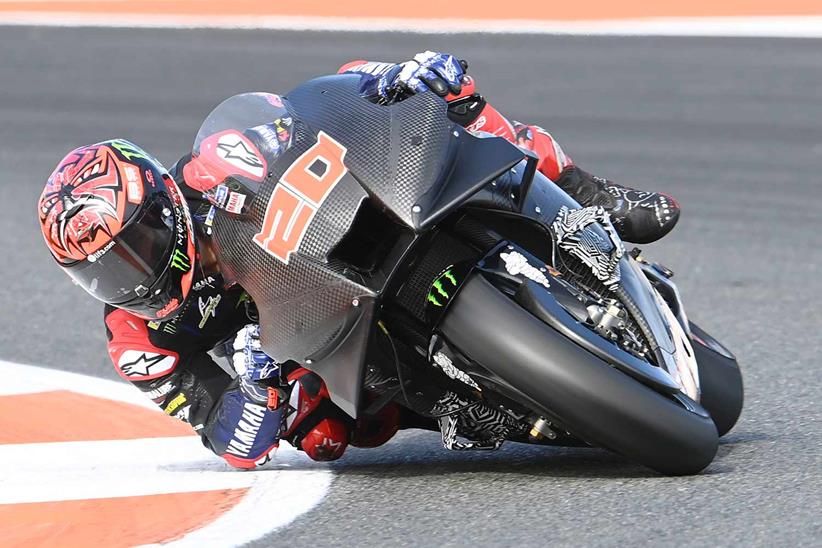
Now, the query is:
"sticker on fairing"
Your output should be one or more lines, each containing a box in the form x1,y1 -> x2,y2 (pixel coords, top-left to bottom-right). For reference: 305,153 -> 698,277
226,192 -> 246,214
214,185 -> 229,207
214,131 -> 266,180
500,251 -> 551,289
205,205 -> 217,228
253,131 -> 348,264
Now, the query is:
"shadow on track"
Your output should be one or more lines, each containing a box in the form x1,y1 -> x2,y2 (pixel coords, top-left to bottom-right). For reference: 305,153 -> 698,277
269,430 -> 763,479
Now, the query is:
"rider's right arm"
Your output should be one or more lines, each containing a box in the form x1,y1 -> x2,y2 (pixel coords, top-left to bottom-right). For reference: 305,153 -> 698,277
103,306 -> 231,433
104,306 -> 284,468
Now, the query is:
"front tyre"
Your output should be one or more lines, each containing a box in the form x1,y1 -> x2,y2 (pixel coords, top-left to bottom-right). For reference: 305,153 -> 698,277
440,275 -> 719,476
690,322 -> 744,437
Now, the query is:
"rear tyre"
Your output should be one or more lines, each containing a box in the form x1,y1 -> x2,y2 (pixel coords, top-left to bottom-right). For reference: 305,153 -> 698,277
440,275 -> 719,476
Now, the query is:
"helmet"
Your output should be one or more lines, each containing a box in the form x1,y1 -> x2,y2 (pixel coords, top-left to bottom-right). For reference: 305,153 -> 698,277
38,139 -> 196,321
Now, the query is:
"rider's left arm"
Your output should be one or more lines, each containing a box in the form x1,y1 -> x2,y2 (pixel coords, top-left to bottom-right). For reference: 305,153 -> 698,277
338,54 -> 574,182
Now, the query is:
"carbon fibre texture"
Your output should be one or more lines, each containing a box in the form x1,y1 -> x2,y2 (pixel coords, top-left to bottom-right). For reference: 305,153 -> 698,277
284,74 -> 454,228
212,118 -> 373,363
210,75 -> 459,363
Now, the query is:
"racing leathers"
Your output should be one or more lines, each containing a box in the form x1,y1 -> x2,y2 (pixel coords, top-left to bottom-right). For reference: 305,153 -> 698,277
340,52 -> 681,244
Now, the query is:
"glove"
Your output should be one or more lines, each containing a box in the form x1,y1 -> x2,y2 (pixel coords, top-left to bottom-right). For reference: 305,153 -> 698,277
379,51 -> 468,101
231,324 -> 282,407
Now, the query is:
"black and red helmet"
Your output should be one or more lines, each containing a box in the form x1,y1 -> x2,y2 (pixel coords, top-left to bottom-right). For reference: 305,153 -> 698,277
38,139 -> 196,321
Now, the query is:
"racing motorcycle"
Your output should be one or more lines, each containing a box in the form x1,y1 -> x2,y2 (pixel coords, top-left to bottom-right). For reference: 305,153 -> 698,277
192,74 -> 743,475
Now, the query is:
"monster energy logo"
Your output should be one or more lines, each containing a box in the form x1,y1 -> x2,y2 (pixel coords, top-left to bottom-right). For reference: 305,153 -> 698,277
427,268 -> 459,307
170,249 -> 191,272
150,317 -> 180,334
111,139 -> 151,160
111,139 -> 150,161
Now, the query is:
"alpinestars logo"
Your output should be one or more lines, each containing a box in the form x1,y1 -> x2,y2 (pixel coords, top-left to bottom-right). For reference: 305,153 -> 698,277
117,351 -> 177,378
217,140 -> 261,168
312,437 -> 345,460
316,437 -> 343,452
216,132 -> 265,180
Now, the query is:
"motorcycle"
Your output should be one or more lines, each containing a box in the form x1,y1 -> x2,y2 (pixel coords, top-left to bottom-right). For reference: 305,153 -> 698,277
190,74 -> 743,475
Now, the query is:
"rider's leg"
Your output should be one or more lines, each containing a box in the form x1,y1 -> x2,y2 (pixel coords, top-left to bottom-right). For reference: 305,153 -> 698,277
511,122 -> 681,244
451,95 -> 681,244
551,165 -> 681,244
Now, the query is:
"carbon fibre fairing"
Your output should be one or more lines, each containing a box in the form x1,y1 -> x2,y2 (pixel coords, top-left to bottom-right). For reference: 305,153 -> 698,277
194,75 -> 523,416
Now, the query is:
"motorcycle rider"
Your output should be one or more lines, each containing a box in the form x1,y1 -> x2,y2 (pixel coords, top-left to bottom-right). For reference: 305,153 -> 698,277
37,51 -> 680,469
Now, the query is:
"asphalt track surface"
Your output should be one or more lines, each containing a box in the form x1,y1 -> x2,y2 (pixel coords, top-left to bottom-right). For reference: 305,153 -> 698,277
1,27 -> 821,546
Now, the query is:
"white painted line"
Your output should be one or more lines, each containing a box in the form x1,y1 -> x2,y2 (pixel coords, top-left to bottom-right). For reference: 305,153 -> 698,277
0,359 -> 156,406
0,13 -> 821,37
0,360 -> 332,545
157,457 -> 331,548
0,436 -> 326,504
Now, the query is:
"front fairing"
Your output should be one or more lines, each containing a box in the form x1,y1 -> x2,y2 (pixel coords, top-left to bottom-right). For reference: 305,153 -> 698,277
284,74 -> 523,230
188,88 -> 375,420
189,76 -> 523,417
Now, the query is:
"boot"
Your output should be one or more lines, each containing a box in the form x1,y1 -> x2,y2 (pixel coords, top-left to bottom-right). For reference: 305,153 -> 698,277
554,166 -> 680,244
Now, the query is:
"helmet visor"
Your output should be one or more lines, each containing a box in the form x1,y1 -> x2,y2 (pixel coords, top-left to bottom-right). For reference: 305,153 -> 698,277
65,192 -> 176,304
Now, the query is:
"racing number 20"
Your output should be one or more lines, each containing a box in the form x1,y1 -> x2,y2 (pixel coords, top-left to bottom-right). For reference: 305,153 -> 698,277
253,131 -> 348,264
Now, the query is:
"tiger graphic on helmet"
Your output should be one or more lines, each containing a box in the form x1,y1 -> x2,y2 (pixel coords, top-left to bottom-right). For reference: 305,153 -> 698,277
38,139 -> 197,321
38,143 -> 135,263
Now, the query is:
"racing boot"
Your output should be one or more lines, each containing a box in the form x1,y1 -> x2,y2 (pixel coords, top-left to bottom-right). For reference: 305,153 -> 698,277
554,166 -> 680,244
282,368 -> 351,461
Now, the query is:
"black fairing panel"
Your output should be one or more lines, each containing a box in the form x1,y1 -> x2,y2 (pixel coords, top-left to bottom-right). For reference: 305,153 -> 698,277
414,126 -> 525,229
211,130 -> 374,365
207,75 -> 525,417
689,321 -> 743,436
210,129 -> 375,416
520,167 -> 583,222
284,74 -> 523,230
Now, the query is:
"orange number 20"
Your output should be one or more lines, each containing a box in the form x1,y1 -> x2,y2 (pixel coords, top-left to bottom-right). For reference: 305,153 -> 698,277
253,131 -> 348,264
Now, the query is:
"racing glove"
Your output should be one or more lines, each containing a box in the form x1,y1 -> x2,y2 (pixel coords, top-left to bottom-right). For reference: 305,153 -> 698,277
231,324 -> 284,408
345,51 -> 468,103
203,324 -> 286,469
